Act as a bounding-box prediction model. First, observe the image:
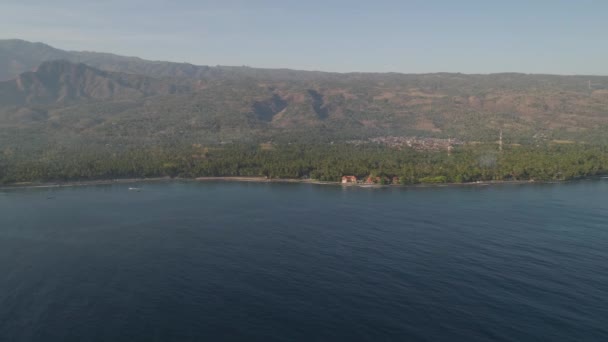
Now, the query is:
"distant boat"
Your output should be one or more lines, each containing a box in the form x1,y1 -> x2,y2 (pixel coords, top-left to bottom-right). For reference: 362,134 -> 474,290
128,187 -> 141,191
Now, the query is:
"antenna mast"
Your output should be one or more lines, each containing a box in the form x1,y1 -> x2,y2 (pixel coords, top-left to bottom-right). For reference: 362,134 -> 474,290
499,130 -> 503,152
447,137 -> 453,156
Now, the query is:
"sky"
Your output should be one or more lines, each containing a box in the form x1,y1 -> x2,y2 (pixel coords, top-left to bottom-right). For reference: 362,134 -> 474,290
1,0 -> 607,75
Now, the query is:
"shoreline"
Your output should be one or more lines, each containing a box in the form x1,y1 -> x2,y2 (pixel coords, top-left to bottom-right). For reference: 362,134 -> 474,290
194,176 -> 337,186
0,177 -> 174,190
0,176 -> 594,191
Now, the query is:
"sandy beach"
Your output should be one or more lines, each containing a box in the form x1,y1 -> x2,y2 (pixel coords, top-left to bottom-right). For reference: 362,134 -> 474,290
0,176 -> 577,191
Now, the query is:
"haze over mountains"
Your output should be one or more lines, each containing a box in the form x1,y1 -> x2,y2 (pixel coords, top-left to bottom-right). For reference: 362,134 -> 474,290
1,39 -> 608,151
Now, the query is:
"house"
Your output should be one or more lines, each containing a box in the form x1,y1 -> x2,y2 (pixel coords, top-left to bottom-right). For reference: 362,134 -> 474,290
366,176 -> 389,184
392,176 -> 400,184
341,176 -> 357,184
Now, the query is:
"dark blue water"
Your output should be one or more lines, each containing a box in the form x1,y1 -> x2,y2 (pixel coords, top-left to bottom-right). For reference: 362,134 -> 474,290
1,181 -> 607,341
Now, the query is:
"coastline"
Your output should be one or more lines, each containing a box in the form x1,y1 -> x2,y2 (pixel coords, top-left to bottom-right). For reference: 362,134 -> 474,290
0,176 -> 581,191
194,176 -> 336,186
0,177 -> 174,190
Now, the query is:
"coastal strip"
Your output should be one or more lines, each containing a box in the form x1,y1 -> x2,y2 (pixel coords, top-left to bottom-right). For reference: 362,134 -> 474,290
0,176 -> 592,191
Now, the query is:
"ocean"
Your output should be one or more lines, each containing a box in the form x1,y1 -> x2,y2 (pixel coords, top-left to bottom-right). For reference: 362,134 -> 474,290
1,181 -> 607,341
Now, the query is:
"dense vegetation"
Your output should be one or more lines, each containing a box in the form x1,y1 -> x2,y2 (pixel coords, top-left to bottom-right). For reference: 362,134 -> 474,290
1,40 -> 608,186
1,143 -> 606,185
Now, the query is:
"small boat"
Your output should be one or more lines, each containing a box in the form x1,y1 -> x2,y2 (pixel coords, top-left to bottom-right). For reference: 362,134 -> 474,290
128,187 -> 141,192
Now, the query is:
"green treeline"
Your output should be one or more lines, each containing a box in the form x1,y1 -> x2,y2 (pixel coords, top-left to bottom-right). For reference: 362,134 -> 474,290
0,143 -> 606,185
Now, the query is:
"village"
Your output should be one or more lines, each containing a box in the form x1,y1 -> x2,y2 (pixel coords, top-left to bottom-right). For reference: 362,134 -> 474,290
347,136 -> 463,152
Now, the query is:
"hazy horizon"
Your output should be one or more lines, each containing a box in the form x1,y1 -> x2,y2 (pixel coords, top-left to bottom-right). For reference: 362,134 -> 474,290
1,0 -> 607,76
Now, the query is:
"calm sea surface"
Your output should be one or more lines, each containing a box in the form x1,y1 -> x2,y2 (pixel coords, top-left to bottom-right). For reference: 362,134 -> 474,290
1,181 -> 607,341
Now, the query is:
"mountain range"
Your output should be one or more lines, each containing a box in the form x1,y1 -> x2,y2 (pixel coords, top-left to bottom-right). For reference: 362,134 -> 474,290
1,39 -> 608,152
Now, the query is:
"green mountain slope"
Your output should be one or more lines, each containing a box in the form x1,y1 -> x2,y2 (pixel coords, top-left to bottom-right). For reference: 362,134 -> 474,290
1,40 -> 608,153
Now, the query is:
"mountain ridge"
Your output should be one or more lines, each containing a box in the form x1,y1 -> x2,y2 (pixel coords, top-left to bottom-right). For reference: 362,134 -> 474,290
2,40 -> 608,151
2,39 -> 607,81
0,59 -> 196,106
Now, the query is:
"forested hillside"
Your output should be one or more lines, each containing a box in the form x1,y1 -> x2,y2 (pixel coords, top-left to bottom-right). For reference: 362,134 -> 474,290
1,39 -> 608,184
2,39 -> 608,150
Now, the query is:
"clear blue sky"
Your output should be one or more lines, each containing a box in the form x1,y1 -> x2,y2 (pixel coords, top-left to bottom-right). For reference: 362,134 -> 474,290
1,0 -> 607,74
